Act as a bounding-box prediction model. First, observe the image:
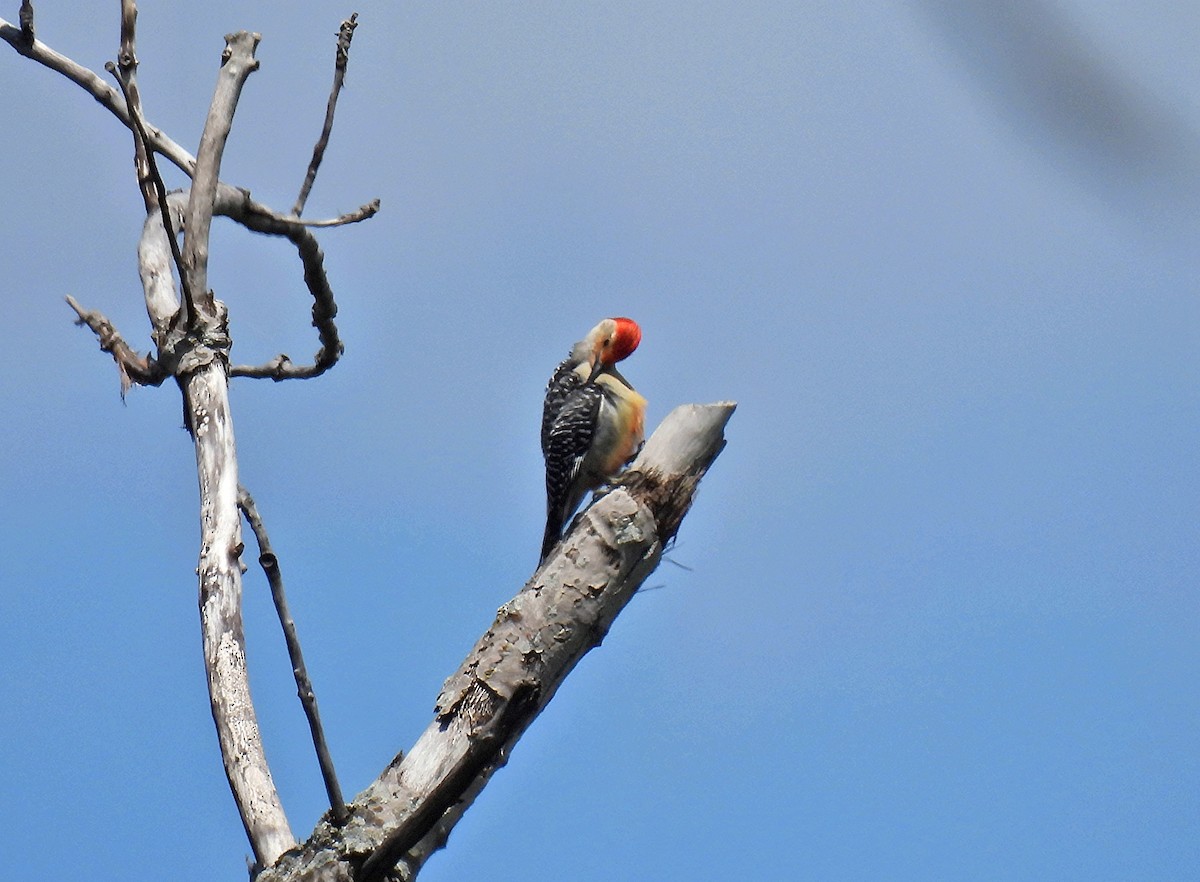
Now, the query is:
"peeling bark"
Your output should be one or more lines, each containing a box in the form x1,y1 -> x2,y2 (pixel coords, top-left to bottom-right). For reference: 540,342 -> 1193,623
175,30 -> 297,869
188,354 -> 296,866
258,402 -> 736,882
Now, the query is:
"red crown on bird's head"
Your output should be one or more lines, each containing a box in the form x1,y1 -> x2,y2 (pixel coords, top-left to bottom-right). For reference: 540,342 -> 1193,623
605,316 -> 641,364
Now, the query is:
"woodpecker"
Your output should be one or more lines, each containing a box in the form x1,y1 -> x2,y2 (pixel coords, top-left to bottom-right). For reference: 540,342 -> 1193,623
540,317 -> 647,563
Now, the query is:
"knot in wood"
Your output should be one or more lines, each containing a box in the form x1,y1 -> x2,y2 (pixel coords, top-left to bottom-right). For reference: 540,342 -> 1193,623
610,511 -> 646,547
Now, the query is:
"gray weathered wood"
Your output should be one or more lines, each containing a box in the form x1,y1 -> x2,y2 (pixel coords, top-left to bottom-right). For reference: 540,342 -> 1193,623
259,401 -> 736,882
139,28 -> 296,868
183,31 -> 297,869
188,361 -> 295,866
6,8 -> 736,876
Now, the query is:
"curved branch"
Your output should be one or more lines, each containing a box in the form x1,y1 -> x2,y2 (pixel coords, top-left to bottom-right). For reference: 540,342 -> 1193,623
138,186 -> 345,381
222,193 -> 346,380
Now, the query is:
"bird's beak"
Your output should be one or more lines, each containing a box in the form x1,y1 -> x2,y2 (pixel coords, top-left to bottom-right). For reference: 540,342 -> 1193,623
585,359 -> 604,385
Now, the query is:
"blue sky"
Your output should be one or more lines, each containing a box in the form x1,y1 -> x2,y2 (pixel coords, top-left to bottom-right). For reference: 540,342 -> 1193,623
1,3 -> 1197,879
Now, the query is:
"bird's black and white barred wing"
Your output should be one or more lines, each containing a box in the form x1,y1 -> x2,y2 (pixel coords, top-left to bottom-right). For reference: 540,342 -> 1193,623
540,384 -> 604,561
541,358 -> 585,454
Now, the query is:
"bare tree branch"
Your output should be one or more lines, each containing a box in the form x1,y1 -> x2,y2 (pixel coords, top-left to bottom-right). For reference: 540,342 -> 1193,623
163,30 -> 296,867
183,30 -> 260,320
0,15 -> 377,231
257,402 -> 736,882
65,295 -> 168,394
10,6 -> 368,871
0,14 -> 197,176
293,12 -> 359,218
239,485 -> 349,826
137,195 -> 188,347
139,187 -> 347,382
186,360 -> 296,869
223,199 -> 346,381
7,3 -> 357,381
286,198 -> 381,228
99,18 -> 355,865
106,2 -> 197,327
357,683 -> 539,882
111,0 -> 153,210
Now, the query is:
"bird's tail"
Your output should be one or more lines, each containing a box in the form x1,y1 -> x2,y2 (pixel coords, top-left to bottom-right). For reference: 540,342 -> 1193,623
539,516 -> 562,564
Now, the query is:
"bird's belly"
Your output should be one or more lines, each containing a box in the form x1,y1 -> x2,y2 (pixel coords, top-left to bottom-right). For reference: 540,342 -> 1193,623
592,391 -> 646,476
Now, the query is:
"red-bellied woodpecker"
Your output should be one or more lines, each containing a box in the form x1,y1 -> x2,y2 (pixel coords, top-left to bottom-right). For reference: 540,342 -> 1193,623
540,317 -> 647,562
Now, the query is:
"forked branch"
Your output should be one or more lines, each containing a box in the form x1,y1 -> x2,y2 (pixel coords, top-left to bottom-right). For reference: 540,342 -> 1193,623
0,12 -> 379,228
140,186 -> 350,382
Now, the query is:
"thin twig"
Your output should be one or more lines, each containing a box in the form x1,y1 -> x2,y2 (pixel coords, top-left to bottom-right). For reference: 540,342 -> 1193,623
0,20 -> 380,231
293,12 -> 359,217
105,3 -> 196,324
289,198 -> 380,228
112,0 -> 151,207
238,486 -> 348,825
65,295 -> 169,394
110,70 -> 195,320
0,16 -> 196,176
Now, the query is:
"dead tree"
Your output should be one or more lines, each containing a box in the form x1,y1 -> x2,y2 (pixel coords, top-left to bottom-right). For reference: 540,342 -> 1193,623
1,5 -> 735,880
